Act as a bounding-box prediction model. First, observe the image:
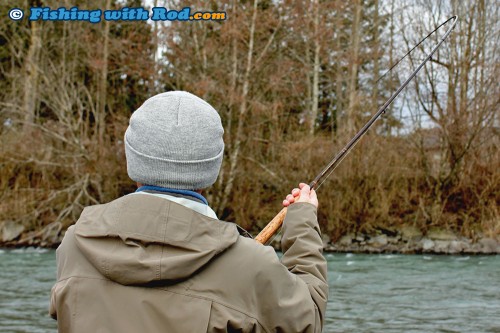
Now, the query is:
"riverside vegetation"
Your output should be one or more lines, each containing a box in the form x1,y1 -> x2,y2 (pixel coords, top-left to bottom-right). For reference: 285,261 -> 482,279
0,0 -> 498,253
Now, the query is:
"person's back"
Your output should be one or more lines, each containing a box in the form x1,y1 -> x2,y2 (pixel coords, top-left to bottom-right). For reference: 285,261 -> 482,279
50,91 -> 328,332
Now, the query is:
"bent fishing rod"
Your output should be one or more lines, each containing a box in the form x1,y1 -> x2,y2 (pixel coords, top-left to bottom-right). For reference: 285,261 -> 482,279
255,16 -> 458,245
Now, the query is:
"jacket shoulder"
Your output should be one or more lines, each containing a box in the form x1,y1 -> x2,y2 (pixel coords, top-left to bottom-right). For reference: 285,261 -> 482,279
232,236 -> 283,269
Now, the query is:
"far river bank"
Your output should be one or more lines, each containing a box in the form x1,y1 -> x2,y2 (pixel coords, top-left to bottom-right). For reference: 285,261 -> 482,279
272,225 -> 499,255
1,220 -> 499,254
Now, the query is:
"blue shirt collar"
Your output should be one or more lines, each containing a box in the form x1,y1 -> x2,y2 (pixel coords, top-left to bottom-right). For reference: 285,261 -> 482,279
135,185 -> 208,205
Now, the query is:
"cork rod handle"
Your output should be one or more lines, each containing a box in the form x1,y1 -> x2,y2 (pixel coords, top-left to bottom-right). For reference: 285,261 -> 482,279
254,207 -> 288,244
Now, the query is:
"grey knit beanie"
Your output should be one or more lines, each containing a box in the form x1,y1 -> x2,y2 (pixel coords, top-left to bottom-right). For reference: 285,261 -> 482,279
124,91 -> 224,190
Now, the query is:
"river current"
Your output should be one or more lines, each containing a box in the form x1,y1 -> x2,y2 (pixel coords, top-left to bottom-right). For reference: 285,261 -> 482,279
0,248 -> 498,332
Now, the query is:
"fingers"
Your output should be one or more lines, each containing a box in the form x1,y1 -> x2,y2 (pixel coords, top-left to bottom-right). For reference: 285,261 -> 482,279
282,183 -> 315,207
283,187 -> 299,207
282,193 -> 295,207
286,182 -> 319,209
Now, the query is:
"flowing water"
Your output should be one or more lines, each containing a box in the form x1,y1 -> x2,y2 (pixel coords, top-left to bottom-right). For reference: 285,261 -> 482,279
325,253 -> 500,333
0,248 -> 499,333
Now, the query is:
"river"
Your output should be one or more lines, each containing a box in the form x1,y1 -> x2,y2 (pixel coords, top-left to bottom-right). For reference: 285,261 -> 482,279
0,248 -> 499,333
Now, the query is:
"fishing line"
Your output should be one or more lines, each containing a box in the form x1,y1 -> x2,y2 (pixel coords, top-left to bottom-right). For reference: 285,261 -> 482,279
375,16 -> 456,85
268,228 -> 282,245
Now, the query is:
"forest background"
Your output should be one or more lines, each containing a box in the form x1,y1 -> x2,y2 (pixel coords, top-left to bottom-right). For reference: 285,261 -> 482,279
0,0 -> 498,248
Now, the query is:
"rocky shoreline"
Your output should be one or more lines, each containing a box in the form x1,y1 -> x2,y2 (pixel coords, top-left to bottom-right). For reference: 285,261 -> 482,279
322,235 -> 500,255
1,221 -> 499,254
276,225 -> 499,255
320,225 -> 499,255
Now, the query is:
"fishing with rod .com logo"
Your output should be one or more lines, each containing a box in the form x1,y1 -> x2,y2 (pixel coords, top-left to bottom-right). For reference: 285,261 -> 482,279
8,6 -> 226,23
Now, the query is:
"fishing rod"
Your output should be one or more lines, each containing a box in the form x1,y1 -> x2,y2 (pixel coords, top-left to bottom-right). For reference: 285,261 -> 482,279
255,16 -> 458,245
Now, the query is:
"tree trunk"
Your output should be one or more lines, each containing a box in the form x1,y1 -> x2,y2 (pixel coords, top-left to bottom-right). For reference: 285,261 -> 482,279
334,17 -> 343,137
23,20 -> 41,131
97,0 -> 111,143
346,0 -> 362,135
372,0 -> 381,131
310,0 -> 320,136
218,0 -> 259,213
150,0 -> 159,94
214,0 -> 239,211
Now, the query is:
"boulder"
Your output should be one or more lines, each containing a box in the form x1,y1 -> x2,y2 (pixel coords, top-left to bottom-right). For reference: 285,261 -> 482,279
367,234 -> 388,248
400,225 -> 423,241
338,234 -> 354,246
401,241 -> 419,254
468,243 -> 482,254
384,244 -> 400,253
365,246 -> 382,254
387,235 -> 401,244
1,221 -> 25,242
348,243 -> 361,252
433,240 -> 451,253
322,234 -> 331,248
42,222 -> 62,245
421,238 -> 435,251
427,228 -> 457,241
324,244 -> 336,252
355,234 -> 365,242
479,238 -> 498,254
448,240 -> 467,254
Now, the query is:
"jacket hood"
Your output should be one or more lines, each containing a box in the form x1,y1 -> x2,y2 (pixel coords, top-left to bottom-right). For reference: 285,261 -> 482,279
74,194 -> 239,285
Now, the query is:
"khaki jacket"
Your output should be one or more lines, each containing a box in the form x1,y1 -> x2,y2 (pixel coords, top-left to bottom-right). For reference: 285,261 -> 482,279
50,193 -> 328,332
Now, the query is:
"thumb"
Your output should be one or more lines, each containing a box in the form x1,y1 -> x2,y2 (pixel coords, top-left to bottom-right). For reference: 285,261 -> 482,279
299,184 -> 311,197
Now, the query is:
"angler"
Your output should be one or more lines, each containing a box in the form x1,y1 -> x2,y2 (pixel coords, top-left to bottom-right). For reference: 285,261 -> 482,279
50,91 -> 328,332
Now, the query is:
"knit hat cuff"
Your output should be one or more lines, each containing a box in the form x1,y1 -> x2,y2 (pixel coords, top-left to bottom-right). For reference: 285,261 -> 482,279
125,136 -> 224,190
